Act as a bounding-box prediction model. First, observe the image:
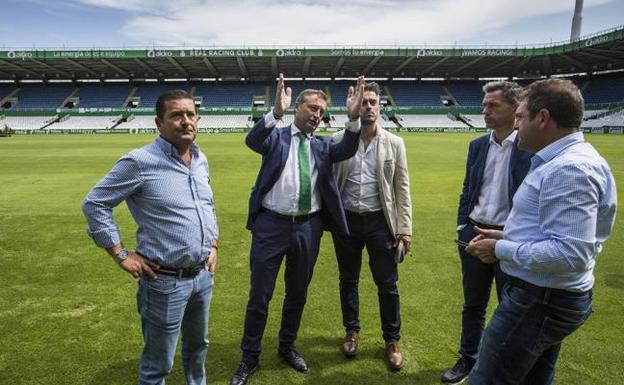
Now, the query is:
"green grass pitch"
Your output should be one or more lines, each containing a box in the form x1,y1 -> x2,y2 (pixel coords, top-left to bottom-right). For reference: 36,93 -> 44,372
1,132 -> 622,384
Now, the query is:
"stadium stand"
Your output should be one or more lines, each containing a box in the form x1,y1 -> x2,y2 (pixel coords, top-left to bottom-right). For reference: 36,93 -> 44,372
397,114 -> 468,128
116,115 -> 157,130
327,81 -> 358,106
379,116 -> 398,129
133,83 -> 191,108
1,25 -> 623,134
0,84 -> 16,99
197,115 -> 251,128
275,114 -> 295,128
269,81 -> 329,106
76,83 -> 132,108
582,75 -> 624,105
13,83 -> 73,110
391,81 -> 446,107
329,114 -> 349,128
447,81 -> 485,107
460,114 -> 487,129
4,115 -> 58,131
49,115 -> 120,130
582,108 -> 624,127
195,82 -> 265,107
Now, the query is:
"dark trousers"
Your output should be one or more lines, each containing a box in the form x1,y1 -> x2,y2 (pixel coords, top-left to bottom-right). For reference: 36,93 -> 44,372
469,283 -> 592,384
331,211 -> 400,342
458,223 -> 507,360
240,211 -> 323,362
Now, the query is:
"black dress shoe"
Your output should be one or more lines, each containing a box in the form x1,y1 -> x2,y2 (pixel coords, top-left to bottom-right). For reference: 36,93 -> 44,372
278,348 -> 309,373
441,356 -> 475,384
230,361 -> 259,385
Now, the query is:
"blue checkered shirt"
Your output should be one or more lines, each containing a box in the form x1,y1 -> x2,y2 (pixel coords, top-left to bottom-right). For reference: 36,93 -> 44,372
495,131 -> 617,292
82,136 -> 219,268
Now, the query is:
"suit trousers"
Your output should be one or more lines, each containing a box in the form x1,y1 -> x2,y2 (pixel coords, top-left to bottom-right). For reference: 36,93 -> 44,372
458,223 -> 507,360
240,211 -> 323,362
331,211 -> 401,342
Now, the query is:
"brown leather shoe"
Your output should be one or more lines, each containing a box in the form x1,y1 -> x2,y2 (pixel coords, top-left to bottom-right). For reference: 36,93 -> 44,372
341,330 -> 359,357
385,342 -> 404,370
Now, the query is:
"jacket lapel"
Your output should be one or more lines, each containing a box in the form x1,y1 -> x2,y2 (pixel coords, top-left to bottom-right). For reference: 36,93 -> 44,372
507,134 -> 521,203
279,125 -> 292,168
376,130 -> 388,179
474,137 -> 490,187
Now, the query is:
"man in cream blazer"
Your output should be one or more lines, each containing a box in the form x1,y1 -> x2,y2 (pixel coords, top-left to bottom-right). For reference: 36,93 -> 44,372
331,82 -> 412,370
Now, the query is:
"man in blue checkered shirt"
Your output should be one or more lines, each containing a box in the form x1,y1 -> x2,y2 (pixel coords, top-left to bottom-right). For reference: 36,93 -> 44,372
466,78 -> 617,385
82,89 -> 218,385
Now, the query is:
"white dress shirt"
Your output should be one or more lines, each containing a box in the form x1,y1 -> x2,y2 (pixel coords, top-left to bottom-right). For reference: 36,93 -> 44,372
342,134 -> 382,213
262,111 -> 320,215
469,130 -> 517,227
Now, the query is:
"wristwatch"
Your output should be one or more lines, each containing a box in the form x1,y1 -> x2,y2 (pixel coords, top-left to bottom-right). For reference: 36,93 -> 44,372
112,248 -> 129,264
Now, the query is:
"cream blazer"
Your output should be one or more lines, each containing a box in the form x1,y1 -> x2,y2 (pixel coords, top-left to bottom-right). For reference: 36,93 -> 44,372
332,126 -> 412,236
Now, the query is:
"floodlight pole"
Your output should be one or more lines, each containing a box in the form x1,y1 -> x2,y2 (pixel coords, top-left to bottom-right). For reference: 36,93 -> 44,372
570,0 -> 584,42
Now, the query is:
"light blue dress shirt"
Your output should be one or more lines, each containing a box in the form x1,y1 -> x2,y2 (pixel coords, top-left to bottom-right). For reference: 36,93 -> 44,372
495,131 -> 617,292
82,136 -> 219,268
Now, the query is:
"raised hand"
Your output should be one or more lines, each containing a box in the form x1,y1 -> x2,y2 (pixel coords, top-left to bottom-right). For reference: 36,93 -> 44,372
274,73 -> 292,117
346,75 -> 365,120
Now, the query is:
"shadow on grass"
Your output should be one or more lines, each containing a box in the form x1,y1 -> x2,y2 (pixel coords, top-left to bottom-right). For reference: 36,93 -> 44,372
243,335 -> 447,385
88,336 -> 446,385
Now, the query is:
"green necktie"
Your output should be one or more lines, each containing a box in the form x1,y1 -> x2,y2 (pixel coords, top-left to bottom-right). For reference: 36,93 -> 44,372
298,132 -> 311,214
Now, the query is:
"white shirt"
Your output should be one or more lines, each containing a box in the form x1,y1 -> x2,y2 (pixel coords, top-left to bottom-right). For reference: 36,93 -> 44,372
469,130 -> 517,227
342,133 -> 382,213
262,112 -> 320,215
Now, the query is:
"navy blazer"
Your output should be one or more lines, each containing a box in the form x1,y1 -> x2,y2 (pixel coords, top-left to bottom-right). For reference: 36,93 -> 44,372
457,132 -> 532,226
245,117 -> 360,234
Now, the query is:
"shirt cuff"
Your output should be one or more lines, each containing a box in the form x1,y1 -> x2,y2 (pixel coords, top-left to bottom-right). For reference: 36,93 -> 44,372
495,239 -> 520,261
345,119 -> 361,133
87,227 -> 121,249
265,110 -> 280,128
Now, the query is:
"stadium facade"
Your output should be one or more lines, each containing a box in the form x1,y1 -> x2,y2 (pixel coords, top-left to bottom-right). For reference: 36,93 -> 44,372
1,25 -> 623,135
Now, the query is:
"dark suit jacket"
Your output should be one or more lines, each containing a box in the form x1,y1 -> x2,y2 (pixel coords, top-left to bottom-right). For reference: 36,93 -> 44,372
457,132 -> 532,226
246,117 -> 360,235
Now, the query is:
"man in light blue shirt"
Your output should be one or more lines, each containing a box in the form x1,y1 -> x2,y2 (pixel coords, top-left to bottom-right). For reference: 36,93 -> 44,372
466,78 -> 617,385
82,90 -> 218,385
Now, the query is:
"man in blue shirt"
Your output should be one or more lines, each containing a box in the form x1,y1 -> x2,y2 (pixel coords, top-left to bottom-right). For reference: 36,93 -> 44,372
466,78 -> 617,385
82,90 -> 219,385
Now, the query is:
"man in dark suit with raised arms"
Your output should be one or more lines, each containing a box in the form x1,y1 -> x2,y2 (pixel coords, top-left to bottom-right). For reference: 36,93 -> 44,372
230,74 -> 364,385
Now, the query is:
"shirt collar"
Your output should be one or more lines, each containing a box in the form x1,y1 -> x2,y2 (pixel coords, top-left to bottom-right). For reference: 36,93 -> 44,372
488,129 -> 517,146
156,135 -> 199,158
532,131 -> 584,169
291,123 -> 312,139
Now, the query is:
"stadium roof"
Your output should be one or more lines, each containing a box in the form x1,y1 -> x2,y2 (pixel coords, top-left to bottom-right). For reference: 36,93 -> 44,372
1,25 -> 623,82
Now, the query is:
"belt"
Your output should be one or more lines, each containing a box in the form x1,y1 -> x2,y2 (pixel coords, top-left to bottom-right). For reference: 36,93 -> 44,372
345,210 -> 383,218
468,218 -> 504,231
507,276 -> 591,299
261,208 -> 320,223
154,260 -> 208,278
